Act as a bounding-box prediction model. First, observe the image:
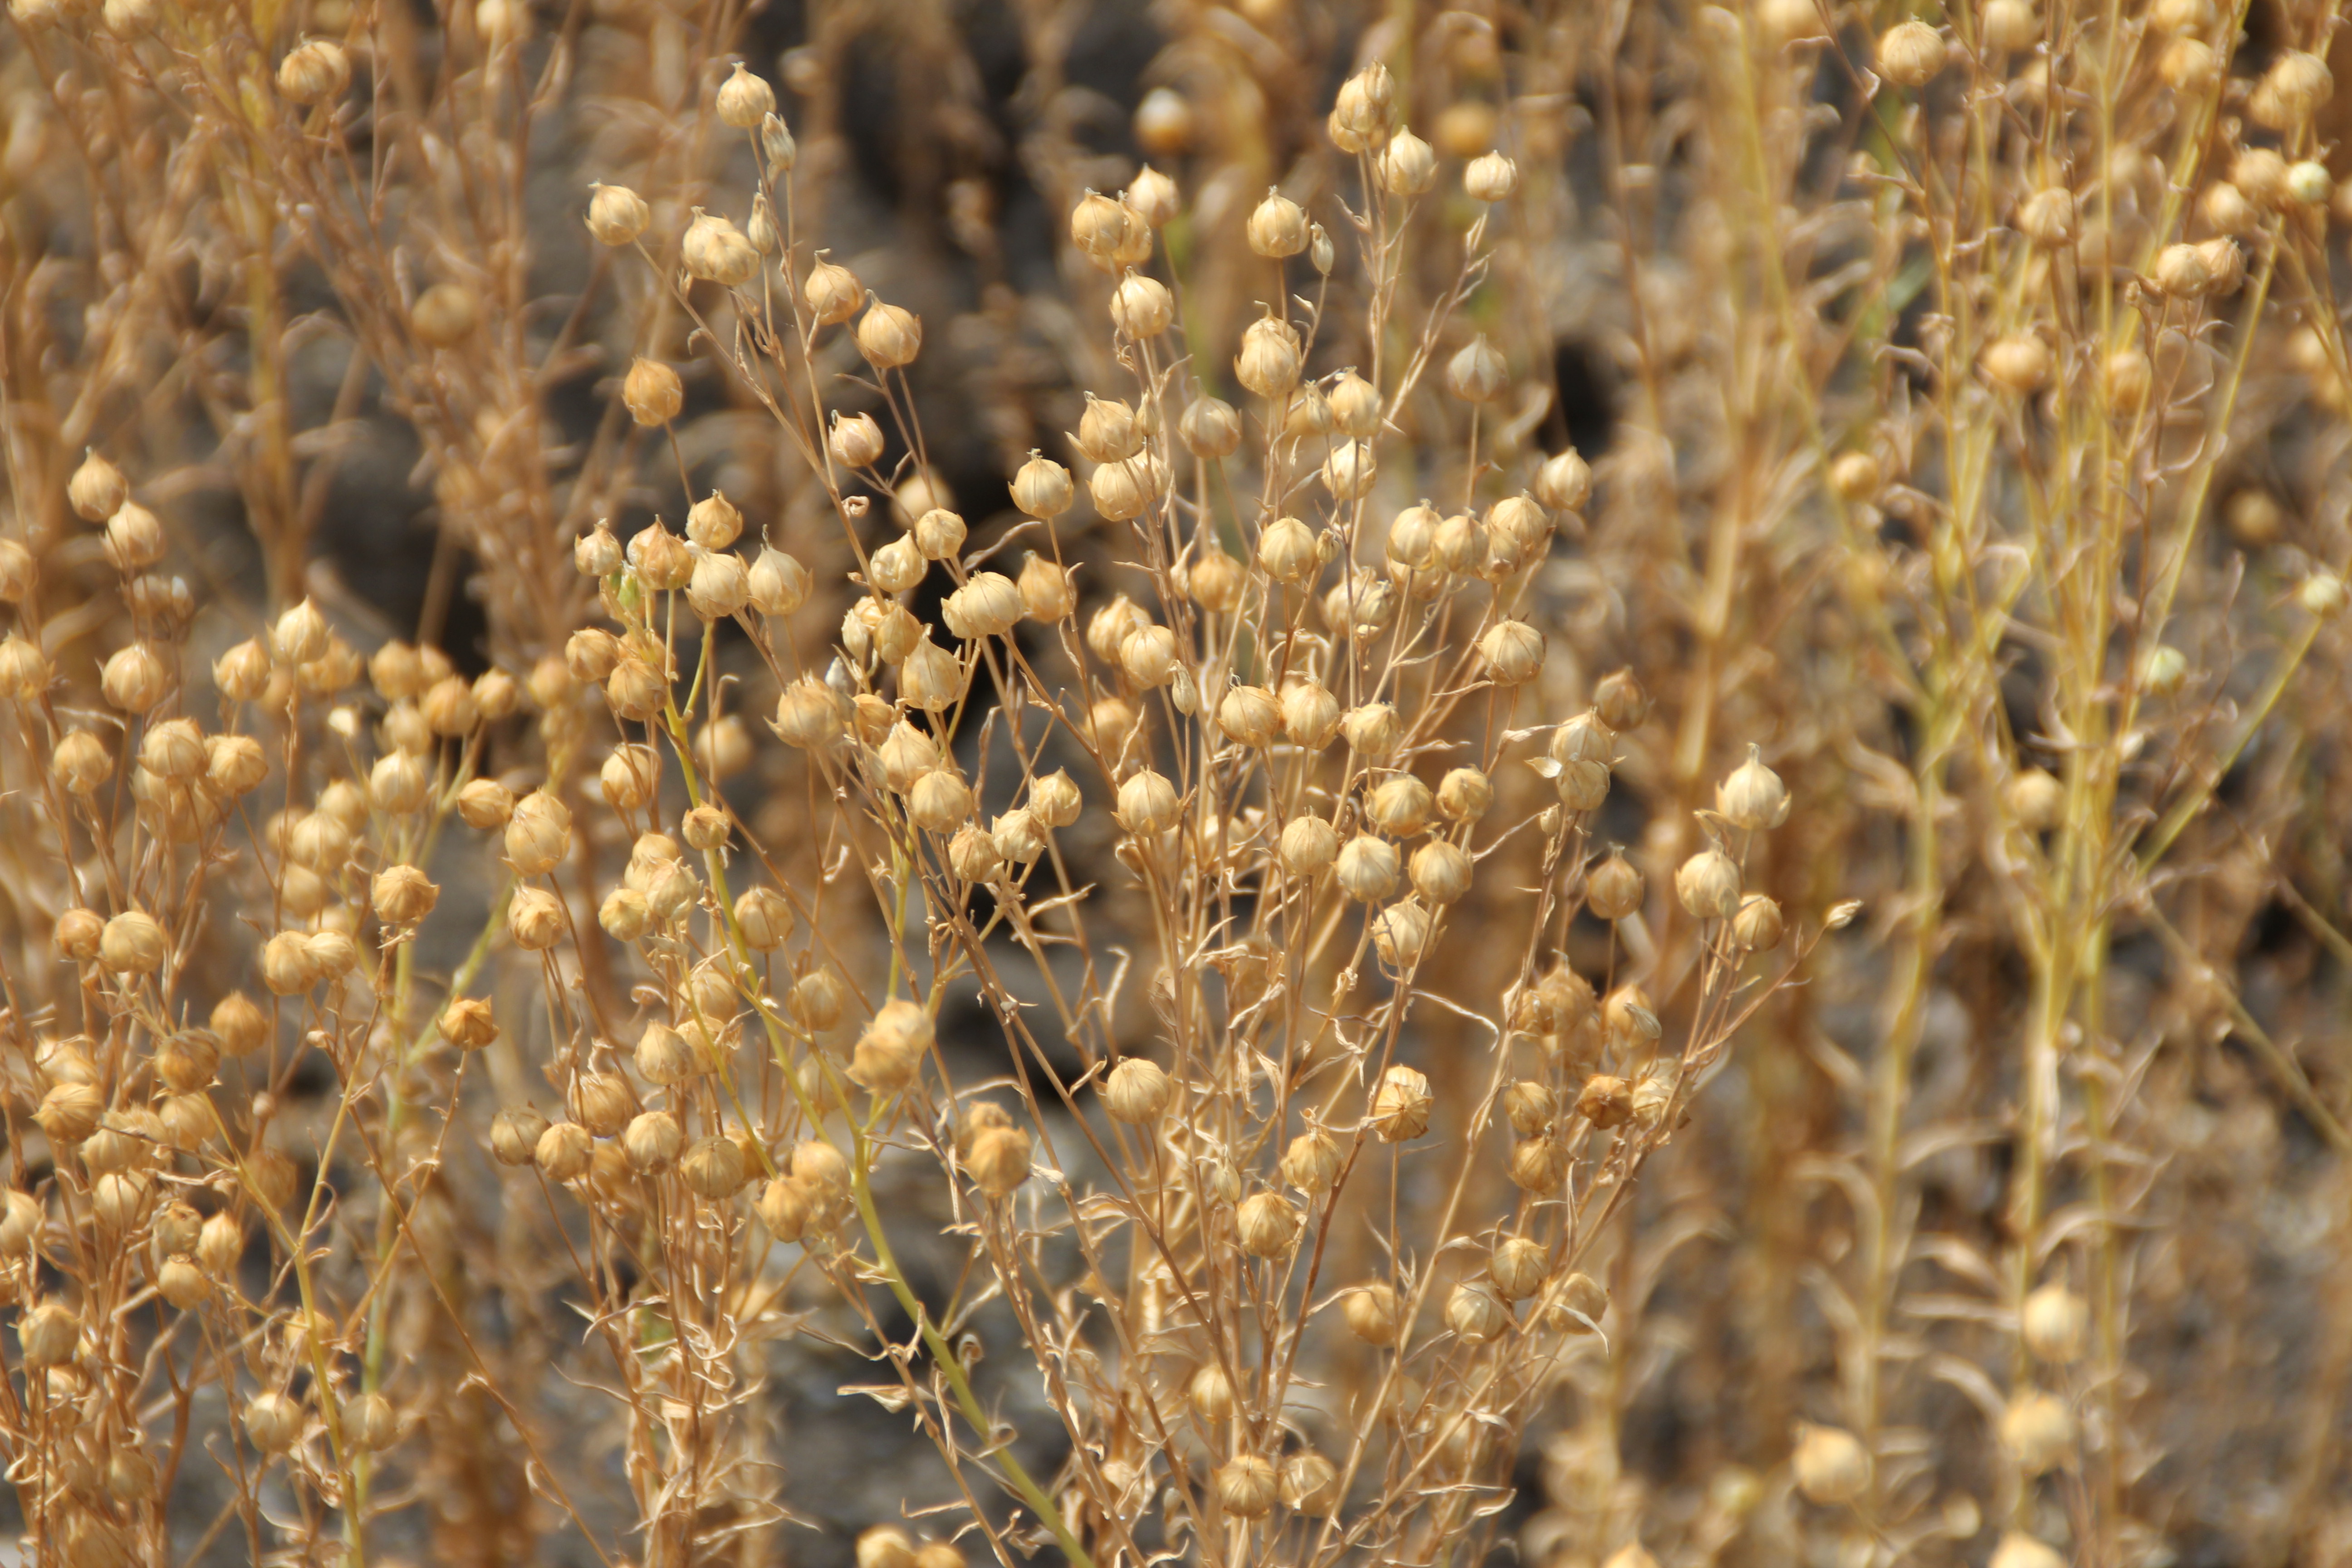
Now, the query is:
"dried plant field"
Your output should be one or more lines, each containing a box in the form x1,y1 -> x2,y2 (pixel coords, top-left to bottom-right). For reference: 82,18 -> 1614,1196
1,0 -> 2351,1565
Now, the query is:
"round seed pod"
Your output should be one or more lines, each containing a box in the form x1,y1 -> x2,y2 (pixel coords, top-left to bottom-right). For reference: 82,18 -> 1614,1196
245,1390 -> 304,1452
1281,1450 -> 1340,1514
1344,1282 -> 1400,1345
1594,672 -> 1650,734
491,1107 -> 550,1166
103,501 -> 165,572
791,251 -> 859,323
1257,514 -> 1318,585
1368,1064 -> 1431,1141
2102,351 -> 2151,419
991,808 -> 1048,866
681,804 -> 730,851
1127,157 -> 1180,219
69,451 -> 130,523
1446,1280 -> 1508,1342
2196,235 -> 2244,295
1828,451 -> 1884,503
1112,272 -> 1173,337
1279,815 -> 1339,877
1115,769 -> 1181,836
157,1254 -> 211,1309
574,1073 -> 634,1138
1069,191 -> 1142,272
1544,1272 -> 1608,1335
437,998 -> 498,1052
35,1083 -> 103,1146
197,1211 -> 244,1275
947,824 -> 1001,882
1280,1128 -> 1341,1193
507,887 -> 565,950
1215,1455 -> 1279,1518
1281,681 -> 1341,748
715,60 -> 775,127
2140,644 -> 2188,697
828,411 -> 886,469
622,1111 -> 682,1173
504,790 -> 572,877
534,1122 -> 592,1181
1792,1422 -> 1871,1504
1371,898 -> 1433,967
1009,453 -> 1073,519
1246,189 -> 1308,257
1437,767 -> 1493,822
676,1135 -> 747,1200
1533,449 -> 1591,513
1336,835 -> 1401,902
789,968 -> 846,1032
1235,315 -> 1303,398
756,1176 -> 815,1241
1410,840 -> 1473,904
623,359 -> 683,426
1465,152 -> 1518,202
18,1301 -> 78,1366
748,548 -> 812,616
1029,770 -> 1082,828
1989,1535 -> 2067,1568
1676,848 -> 1742,920
451,779 -> 513,831
1491,1237 -> 1548,1300
1575,1075 -> 1633,1129
774,679 -> 848,749
1365,775 -> 1431,837
1322,440 -> 1377,500
586,182 -> 650,245
277,38 -> 351,103
1014,554 -> 1075,622
54,909 -> 103,961
1981,333 -> 2052,393
0,636 -> 51,702
857,299 -> 922,369
1585,853 -> 1644,921
1180,396 -> 1243,458
99,910 -> 168,974
102,643 -> 169,713
2022,1282 -> 2087,1363
633,1022 -> 695,1086
1876,19 -> 1945,87
907,767 -> 975,833
967,1125 -> 1032,1198
2151,243 -> 2210,299
942,572 -> 1021,640
1718,747 -> 1790,829
1445,336 -> 1507,403
850,1001 -> 931,1092
342,1390 -> 397,1454
1103,1058 -> 1173,1123
373,865 -> 439,926
1342,702 -> 1401,760
51,732 -> 113,797
1216,684 -> 1282,749
733,887 -> 794,950
1732,896 -> 1785,951
1480,620 -> 1544,683
1504,1075 -> 1560,1139
2000,1389 -> 2074,1475
597,888 -> 654,940
686,552 -> 750,620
